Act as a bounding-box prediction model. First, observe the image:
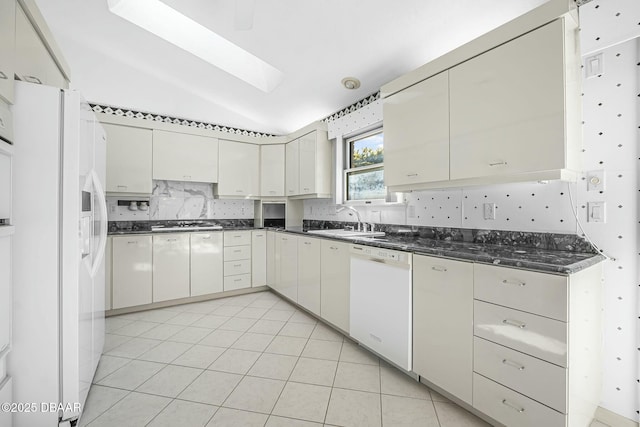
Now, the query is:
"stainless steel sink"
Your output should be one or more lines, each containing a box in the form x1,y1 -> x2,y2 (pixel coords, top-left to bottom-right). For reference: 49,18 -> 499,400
306,229 -> 385,238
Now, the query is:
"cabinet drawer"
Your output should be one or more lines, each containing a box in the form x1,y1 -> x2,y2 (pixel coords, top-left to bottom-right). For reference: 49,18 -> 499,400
224,259 -> 251,276
224,245 -> 251,261
474,300 -> 567,367
224,231 -> 251,247
473,373 -> 565,427
474,337 -> 567,413
224,274 -> 251,291
474,264 -> 567,321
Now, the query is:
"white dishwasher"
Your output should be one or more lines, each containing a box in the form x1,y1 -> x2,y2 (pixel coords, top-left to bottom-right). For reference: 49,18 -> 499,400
350,244 -> 412,371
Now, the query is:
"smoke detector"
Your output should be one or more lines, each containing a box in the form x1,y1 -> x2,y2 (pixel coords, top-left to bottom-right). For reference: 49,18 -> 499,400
341,77 -> 361,90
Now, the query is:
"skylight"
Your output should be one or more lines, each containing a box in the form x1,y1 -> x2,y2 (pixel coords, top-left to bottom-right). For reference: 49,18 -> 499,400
107,0 -> 284,92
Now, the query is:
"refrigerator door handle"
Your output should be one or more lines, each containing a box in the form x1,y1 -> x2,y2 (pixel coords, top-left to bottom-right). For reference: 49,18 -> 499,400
90,169 -> 108,277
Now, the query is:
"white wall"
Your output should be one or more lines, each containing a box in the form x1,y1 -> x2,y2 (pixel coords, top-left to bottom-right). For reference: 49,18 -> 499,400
310,2 -> 640,420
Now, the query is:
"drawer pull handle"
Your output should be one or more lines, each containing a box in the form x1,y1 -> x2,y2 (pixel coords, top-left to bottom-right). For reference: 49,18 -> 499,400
202,236 -> 211,240
502,319 -> 526,329
304,241 -> 311,245
0,71 -> 7,80
117,185 -> 128,189
502,359 -> 525,371
233,264 -> 242,267
330,246 -> 338,250
23,75 -> 42,84
234,249 -> 242,253
489,161 -> 508,167
234,278 -> 242,282
406,173 -> 418,177
431,266 -> 447,272
501,399 -> 525,413
127,241 -> 137,244
233,235 -> 242,238
502,279 -> 526,287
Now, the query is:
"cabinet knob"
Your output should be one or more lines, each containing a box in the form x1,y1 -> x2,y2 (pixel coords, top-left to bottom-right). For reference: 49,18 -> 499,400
501,399 -> 525,413
502,359 -> 525,371
489,161 -> 508,167
502,319 -> 526,329
501,279 -> 526,287
23,75 -> 42,84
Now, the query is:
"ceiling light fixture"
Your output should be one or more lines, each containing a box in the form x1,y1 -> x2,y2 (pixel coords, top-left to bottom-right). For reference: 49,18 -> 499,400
341,77 -> 361,90
107,0 -> 284,92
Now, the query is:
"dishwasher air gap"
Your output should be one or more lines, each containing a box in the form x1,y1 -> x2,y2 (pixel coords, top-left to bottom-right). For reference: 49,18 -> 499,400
349,245 -> 412,371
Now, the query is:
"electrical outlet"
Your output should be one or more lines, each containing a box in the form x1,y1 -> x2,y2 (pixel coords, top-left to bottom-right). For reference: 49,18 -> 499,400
483,203 -> 496,220
587,202 -> 606,223
586,170 -> 605,192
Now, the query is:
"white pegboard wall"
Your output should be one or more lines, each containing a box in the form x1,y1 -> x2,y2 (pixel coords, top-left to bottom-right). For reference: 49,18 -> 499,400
577,15 -> 639,420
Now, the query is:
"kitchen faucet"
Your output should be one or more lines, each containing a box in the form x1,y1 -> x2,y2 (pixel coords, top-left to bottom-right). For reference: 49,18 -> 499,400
336,205 -> 363,231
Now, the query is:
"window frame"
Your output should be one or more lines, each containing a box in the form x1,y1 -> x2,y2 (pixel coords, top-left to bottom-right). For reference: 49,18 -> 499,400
342,127 -> 386,203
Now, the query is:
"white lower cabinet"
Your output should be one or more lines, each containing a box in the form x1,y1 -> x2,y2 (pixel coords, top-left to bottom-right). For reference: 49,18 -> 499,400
320,240 -> 349,333
252,230 -> 267,287
275,234 -> 298,301
266,231 -> 276,286
413,255 -> 473,404
112,235 -> 152,309
472,263 -> 603,427
190,232 -> 223,297
153,234 -> 190,302
297,236 -> 321,316
223,231 -> 251,291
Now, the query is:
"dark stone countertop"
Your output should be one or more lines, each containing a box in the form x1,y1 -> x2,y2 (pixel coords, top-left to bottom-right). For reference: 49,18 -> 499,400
278,228 -> 604,275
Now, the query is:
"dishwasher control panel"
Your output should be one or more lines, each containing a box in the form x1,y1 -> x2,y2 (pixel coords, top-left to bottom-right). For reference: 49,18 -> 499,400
350,245 -> 411,265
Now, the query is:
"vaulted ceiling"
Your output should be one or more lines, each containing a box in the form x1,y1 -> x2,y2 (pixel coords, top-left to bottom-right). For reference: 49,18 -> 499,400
35,0 -> 548,134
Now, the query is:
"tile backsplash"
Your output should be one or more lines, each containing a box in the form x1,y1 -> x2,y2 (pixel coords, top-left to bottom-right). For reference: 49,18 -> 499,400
107,180 -> 255,221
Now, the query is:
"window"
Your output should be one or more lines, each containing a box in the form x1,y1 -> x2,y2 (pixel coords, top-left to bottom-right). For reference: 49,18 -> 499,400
344,128 -> 385,201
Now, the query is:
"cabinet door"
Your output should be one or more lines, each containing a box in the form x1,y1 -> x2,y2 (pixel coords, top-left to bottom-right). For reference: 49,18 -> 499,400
0,0 -> 16,103
298,132 -> 316,195
275,234 -> 297,301
298,237 -> 321,316
153,234 -> 190,302
252,231 -> 267,287
15,5 -> 46,85
320,240 -> 349,332
413,255 -> 473,404
103,123 -> 153,194
218,140 -> 259,197
153,130 -> 219,183
261,144 -> 285,197
383,71 -> 449,187
191,232 -> 223,296
450,20 -> 566,180
285,139 -> 299,196
266,231 -> 276,287
0,235 -> 10,353
112,236 -> 152,309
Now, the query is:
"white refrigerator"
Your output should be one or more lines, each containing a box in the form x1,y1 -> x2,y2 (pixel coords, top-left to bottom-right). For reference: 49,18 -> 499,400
10,82 -> 107,427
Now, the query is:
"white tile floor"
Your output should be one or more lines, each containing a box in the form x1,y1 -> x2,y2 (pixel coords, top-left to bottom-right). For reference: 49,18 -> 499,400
81,291 -> 492,427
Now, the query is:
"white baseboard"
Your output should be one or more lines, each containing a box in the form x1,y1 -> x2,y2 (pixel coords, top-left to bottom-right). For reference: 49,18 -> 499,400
593,407 -> 638,427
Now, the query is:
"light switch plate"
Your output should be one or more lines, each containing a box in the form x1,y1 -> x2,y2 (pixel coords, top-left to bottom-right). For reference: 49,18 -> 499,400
483,203 -> 496,220
586,170 -> 605,192
584,53 -> 604,78
587,201 -> 606,223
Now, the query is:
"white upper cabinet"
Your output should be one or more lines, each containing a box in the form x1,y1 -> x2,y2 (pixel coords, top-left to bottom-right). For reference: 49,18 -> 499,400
217,140 -> 259,198
286,130 -> 331,198
383,71 -> 449,189
260,144 -> 285,197
15,4 -> 66,89
103,123 -> 153,195
153,130 -> 218,183
285,139 -> 299,197
0,0 -> 16,103
450,19 -> 571,180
